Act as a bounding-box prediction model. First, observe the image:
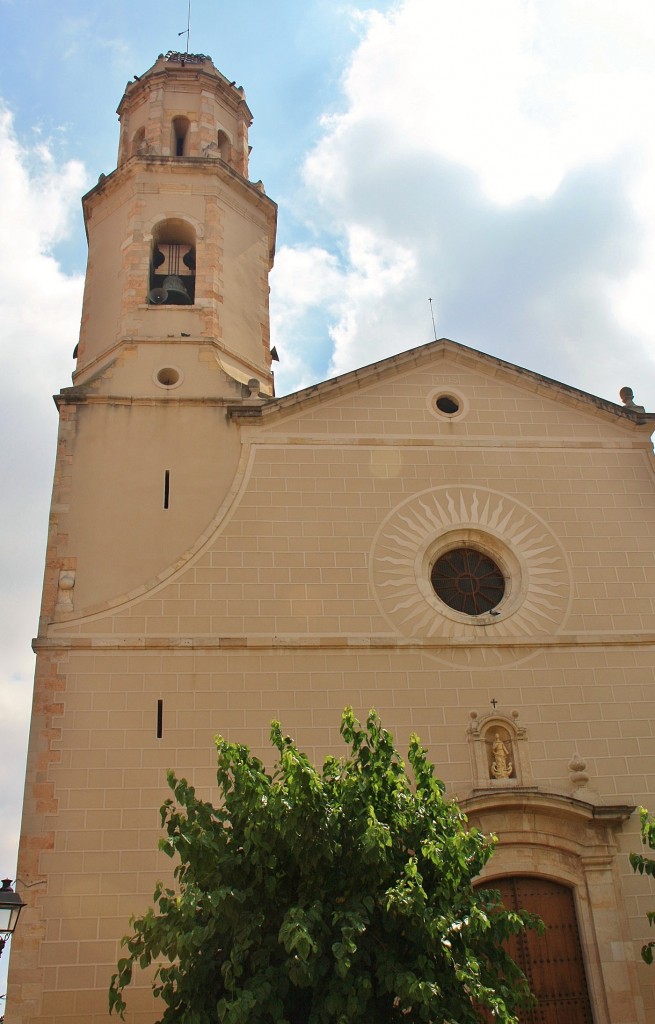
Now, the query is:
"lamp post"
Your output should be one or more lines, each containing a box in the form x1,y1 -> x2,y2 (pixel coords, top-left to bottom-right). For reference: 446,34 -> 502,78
0,879 -> 25,959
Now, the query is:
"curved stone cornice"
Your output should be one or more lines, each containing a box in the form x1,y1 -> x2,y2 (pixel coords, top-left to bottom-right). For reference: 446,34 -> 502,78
462,788 -> 634,828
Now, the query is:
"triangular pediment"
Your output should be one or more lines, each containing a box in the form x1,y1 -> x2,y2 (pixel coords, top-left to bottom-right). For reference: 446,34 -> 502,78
235,338 -> 654,440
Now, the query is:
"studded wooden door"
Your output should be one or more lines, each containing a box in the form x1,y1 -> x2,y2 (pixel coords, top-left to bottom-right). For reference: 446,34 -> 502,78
491,876 -> 594,1024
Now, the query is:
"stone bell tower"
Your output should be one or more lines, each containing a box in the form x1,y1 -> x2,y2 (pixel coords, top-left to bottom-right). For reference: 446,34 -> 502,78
77,50 -> 276,389
8,52 -> 277,1024
37,50 -> 277,617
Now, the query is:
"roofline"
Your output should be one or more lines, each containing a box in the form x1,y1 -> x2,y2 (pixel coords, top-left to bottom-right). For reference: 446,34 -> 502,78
246,337 -> 655,429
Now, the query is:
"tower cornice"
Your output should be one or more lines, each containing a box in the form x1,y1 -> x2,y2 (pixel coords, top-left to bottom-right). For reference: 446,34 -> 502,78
82,156 -> 277,258
117,57 -> 253,127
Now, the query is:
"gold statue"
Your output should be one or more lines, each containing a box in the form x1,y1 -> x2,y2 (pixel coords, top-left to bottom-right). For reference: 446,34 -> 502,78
490,733 -> 513,779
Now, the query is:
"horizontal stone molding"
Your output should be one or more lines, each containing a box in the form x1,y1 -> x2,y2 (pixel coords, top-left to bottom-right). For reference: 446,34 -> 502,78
34,631 -> 655,651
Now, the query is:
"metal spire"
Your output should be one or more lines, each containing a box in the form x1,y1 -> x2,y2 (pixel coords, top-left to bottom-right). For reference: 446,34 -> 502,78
178,0 -> 191,53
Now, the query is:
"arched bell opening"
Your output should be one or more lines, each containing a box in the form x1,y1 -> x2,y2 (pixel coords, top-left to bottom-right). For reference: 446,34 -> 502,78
148,218 -> 196,306
217,129 -> 231,162
131,127 -> 146,157
171,116 -> 191,157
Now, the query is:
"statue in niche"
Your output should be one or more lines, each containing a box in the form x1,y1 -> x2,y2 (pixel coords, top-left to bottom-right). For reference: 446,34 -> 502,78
490,732 -> 513,779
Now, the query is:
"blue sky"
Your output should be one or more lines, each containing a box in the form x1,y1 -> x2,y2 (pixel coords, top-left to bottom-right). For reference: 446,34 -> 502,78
2,0 -> 655,991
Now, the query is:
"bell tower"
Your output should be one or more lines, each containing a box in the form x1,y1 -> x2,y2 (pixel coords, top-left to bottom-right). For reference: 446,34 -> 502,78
76,50 -> 276,391
35,51 -> 277,616
9,52 -> 278,1024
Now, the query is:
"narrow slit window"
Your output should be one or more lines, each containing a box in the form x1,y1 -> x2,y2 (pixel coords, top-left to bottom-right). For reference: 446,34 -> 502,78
163,470 -> 170,509
131,127 -> 146,157
217,130 -> 230,161
156,699 -> 163,739
172,116 -> 190,157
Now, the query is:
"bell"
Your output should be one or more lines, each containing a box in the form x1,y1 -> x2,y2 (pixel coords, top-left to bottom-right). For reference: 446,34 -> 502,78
161,274 -> 191,304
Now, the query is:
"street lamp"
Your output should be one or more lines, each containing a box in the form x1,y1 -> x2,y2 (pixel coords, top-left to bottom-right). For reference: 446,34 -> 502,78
0,879 -> 25,959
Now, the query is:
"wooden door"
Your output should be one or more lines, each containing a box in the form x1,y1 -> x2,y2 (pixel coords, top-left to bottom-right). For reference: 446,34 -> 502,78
490,876 -> 594,1024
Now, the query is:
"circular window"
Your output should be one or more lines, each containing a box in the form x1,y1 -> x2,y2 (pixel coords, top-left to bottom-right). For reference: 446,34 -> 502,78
154,366 -> 183,389
371,486 -> 571,657
436,394 -> 459,415
430,547 -> 505,616
428,387 -> 467,420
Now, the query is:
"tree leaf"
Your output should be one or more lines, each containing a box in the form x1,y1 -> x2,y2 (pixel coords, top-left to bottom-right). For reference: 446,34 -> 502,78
109,708 -> 538,1022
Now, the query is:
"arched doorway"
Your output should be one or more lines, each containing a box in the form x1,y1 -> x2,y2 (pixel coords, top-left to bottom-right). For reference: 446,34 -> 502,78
491,876 -> 594,1024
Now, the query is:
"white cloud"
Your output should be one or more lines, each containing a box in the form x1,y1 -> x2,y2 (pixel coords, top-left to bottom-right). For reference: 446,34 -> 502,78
0,108 -> 86,874
271,227 -> 416,390
271,245 -> 346,392
273,0 -> 655,406
336,0 -> 655,205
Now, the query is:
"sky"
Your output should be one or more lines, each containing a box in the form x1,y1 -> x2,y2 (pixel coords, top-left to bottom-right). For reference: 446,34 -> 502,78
2,0 -> 655,987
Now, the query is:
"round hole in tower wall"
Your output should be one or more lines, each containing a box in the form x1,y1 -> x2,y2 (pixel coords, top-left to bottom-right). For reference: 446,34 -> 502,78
155,366 -> 182,388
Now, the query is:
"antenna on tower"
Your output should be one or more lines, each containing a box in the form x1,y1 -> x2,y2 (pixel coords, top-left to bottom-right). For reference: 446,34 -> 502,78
178,0 -> 191,53
429,297 -> 437,341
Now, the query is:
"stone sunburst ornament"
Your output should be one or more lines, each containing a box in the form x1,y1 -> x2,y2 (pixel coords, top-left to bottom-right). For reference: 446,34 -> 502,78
370,486 -> 570,664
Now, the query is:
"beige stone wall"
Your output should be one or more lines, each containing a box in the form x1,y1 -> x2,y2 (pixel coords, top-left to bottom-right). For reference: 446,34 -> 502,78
8,344 -> 655,1023
52,398 -> 243,611
10,643 -> 655,1023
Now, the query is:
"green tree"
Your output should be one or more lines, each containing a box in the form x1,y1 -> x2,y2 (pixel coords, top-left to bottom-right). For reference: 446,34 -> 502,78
110,708 -> 540,1023
630,807 -> 655,965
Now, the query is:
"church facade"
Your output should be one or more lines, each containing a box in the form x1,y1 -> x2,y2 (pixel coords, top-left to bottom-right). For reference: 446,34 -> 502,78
7,52 -> 655,1024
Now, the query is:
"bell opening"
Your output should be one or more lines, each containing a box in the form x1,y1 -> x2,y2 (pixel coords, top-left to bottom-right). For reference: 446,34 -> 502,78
149,220 -> 196,305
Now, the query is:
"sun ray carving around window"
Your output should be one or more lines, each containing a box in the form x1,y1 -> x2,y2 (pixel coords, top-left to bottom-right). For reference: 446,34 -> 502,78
370,486 -> 571,664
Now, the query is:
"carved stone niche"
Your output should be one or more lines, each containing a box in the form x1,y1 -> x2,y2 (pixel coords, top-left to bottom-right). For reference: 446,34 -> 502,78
467,709 -> 533,791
